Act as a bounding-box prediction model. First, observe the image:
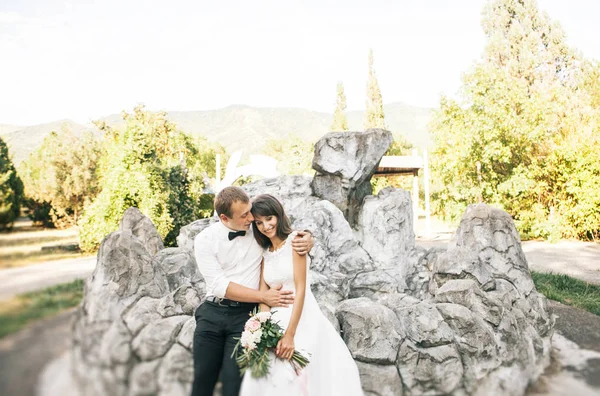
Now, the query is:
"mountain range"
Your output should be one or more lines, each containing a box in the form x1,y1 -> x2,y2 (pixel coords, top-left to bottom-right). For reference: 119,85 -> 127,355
1,102 -> 433,166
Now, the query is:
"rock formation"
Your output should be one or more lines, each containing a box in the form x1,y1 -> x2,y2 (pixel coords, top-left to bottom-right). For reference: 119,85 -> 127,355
59,129 -> 553,396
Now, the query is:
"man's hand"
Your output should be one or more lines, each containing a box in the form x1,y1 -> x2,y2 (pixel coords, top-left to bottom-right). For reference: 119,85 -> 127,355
291,231 -> 314,256
261,285 -> 294,307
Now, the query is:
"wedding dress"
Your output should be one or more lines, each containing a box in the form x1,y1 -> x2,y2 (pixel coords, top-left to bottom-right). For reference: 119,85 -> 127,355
239,232 -> 364,396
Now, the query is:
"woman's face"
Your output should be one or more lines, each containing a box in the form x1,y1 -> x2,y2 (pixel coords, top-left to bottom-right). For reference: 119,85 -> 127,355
254,214 -> 278,239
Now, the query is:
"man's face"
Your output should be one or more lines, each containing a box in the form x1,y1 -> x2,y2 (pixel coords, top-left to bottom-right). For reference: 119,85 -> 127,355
221,200 -> 254,231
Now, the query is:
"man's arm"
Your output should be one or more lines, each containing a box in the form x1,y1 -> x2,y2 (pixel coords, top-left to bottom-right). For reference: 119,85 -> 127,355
291,230 -> 314,256
194,233 -> 293,306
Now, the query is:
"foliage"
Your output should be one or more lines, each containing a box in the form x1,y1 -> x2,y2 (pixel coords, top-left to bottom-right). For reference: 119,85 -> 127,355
79,106 -> 222,251
19,127 -> 102,228
0,137 -> 24,230
0,279 -> 84,338
261,134 -> 314,176
331,81 -> 349,131
429,0 -> 600,240
364,49 -> 386,130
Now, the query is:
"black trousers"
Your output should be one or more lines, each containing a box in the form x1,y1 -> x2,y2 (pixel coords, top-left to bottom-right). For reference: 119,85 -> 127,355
191,301 -> 257,396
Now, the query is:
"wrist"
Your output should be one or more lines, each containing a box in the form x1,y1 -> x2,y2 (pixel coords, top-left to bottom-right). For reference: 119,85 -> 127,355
284,329 -> 296,337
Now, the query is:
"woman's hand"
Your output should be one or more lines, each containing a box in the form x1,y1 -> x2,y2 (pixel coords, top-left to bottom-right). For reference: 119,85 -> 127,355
276,333 -> 295,360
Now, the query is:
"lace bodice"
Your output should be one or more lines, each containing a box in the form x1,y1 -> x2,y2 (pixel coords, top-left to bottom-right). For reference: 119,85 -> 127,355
262,231 -> 309,291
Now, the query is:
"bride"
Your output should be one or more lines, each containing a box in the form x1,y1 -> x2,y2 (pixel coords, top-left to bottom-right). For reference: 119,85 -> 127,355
239,194 -> 363,396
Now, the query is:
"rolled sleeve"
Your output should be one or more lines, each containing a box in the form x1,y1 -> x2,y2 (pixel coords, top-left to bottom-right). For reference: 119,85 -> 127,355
194,231 -> 230,298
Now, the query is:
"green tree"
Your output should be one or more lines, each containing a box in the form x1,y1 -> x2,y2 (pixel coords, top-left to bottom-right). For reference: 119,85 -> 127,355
430,0 -> 600,240
19,127 -> 102,228
261,134 -> 314,176
0,137 -> 24,230
79,106 -> 221,251
364,49 -> 386,130
331,81 -> 349,131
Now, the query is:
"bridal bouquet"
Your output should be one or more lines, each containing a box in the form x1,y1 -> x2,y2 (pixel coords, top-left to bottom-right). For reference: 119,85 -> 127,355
232,308 -> 310,378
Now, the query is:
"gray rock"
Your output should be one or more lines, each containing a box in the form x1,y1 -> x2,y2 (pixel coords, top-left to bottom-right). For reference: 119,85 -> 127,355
132,316 -> 189,361
293,200 -> 374,300
357,187 -> 415,266
157,344 -> 194,395
123,297 -> 162,336
356,361 -> 403,396
129,360 -> 160,396
311,129 -> 392,225
395,301 -> 454,348
336,298 -> 402,364
451,203 -> 535,295
434,279 -> 505,327
243,175 -> 315,221
119,207 -> 164,256
397,341 -> 464,395
177,217 -> 218,251
176,317 -> 196,351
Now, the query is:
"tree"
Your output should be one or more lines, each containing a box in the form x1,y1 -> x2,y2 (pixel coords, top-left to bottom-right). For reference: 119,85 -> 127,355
261,134 -> 314,176
19,127 -> 102,228
79,106 -> 221,251
364,49 -> 386,130
0,137 -> 24,230
331,82 -> 349,131
430,0 -> 600,240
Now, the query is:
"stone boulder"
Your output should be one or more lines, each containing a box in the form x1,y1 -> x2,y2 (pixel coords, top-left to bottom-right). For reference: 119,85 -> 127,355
311,129 -> 392,226
119,207 -> 164,256
70,216 -> 205,396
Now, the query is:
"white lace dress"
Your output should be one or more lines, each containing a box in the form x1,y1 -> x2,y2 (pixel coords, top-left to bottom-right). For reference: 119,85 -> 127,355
239,232 -> 364,396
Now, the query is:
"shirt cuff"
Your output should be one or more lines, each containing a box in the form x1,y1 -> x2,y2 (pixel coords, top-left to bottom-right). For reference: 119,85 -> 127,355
212,279 -> 230,299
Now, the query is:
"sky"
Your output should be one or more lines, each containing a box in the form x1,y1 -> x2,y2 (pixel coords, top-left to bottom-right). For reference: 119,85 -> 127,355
0,0 -> 599,126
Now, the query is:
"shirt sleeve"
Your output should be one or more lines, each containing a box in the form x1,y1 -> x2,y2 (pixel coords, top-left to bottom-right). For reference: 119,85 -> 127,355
193,230 -> 230,298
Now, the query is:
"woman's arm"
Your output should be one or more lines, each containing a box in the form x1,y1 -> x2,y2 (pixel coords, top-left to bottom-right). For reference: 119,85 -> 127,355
276,250 -> 307,360
258,258 -> 271,312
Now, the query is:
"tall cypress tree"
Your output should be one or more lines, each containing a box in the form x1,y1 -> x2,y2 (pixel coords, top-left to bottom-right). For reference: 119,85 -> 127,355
364,49 -> 386,130
331,81 -> 349,131
0,137 -> 24,229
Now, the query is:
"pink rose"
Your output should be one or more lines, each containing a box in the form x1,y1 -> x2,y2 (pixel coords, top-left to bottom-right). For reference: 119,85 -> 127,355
245,319 -> 261,332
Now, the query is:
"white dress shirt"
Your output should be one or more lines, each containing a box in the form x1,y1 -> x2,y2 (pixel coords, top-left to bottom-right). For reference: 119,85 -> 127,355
193,220 -> 264,299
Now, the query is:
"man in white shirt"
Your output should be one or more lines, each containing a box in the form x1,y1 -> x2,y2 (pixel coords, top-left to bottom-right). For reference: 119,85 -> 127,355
191,186 -> 313,396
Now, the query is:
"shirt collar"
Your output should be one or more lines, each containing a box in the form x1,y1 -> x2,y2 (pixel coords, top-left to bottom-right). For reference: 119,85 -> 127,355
217,221 -> 253,240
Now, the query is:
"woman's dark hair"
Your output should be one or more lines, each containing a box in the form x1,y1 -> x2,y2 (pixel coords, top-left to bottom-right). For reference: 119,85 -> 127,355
251,194 -> 292,249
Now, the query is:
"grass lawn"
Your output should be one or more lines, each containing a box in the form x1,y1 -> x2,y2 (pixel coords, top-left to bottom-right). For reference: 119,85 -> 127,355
532,271 -> 600,316
0,279 -> 84,339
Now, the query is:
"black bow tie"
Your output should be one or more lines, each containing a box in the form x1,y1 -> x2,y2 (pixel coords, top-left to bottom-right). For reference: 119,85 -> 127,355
228,230 -> 246,241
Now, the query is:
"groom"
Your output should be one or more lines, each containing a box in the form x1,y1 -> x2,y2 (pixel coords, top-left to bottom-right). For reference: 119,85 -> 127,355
191,186 -> 313,396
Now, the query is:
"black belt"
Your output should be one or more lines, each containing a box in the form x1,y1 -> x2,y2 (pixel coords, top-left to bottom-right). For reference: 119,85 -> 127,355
206,296 -> 255,308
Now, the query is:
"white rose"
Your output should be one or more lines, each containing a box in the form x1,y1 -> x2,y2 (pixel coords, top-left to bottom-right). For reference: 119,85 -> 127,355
256,311 -> 272,323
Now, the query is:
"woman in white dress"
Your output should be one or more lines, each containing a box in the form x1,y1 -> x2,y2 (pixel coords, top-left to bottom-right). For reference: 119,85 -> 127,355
239,194 -> 363,396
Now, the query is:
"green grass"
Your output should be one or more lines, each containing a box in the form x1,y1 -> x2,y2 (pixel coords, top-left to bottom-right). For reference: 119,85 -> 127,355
0,279 -> 84,338
532,271 -> 600,316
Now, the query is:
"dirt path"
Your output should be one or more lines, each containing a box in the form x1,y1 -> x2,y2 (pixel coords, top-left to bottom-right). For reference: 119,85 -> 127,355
0,308 -> 76,396
0,256 -> 96,300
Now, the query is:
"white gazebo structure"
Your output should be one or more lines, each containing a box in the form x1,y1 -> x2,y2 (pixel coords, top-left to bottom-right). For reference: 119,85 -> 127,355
374,149 -> 431,237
